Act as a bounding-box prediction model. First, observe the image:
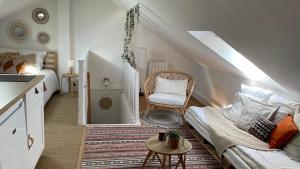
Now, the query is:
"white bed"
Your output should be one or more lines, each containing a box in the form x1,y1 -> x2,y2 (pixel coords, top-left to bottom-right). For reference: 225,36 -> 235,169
37,69 -> 59,105
186,106 -> 300,169
0,49 -> 59,105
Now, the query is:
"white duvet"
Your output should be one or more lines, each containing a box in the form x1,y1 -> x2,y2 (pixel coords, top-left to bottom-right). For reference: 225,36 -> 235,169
36,69 -> 59,105
186,106 -> 300,169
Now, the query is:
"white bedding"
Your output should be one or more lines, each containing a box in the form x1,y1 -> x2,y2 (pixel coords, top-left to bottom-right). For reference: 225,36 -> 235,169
37,69 -> 59,105
186,106 -> 300,169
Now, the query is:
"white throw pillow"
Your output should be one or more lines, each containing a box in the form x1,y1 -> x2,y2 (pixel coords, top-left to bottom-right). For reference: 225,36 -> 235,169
241,84 -> 274,101
18,49 -> 46,71
268,94 -> 300,112
224,92 -> 265,122
235,96 -> 278,131
268,94 -> 300,123
154,76 -> 188,96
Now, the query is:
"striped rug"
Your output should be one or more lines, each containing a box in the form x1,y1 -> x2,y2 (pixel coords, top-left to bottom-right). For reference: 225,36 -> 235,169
78,125 -> 222,169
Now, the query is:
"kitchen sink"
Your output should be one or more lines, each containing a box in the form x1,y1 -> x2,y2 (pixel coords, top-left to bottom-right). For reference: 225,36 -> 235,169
0,74 -> 36,82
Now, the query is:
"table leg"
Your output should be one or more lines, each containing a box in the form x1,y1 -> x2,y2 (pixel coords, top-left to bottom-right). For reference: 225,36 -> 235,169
156,154 -> 165,169
180,153 -> 186,169
141,151 -> 153,169
60,77 -> 63,96
152,152 -> 156,160
70,78 -> 74,96
169,155 -> 171,169
162,155 -> 166,168
175,155 -> 181,169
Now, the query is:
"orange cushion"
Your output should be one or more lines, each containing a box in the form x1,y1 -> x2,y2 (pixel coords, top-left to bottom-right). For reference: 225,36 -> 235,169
269,114 -> 298,149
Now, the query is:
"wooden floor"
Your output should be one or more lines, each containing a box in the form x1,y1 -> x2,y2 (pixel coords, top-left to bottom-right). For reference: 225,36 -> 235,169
36,94 -> 83,169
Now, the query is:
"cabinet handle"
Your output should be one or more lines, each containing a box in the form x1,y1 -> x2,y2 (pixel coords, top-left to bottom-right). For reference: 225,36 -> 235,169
28,134 -> 35,150
12,128 -> 16,135
35,88 -> 39,94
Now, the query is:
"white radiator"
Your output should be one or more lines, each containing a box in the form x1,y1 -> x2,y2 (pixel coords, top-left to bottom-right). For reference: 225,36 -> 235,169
148,61 -> 168,75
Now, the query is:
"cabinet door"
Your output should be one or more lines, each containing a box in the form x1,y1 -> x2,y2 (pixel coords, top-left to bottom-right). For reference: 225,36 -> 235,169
25,81 -> 44,169
0,99 -> 28,169
25,100 -> 44,169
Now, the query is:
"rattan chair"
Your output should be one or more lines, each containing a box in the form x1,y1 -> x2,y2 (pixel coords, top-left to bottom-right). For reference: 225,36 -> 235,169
144,71 -> 195,123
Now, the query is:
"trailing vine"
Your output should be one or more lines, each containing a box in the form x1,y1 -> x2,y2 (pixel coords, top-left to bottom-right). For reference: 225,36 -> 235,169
122,4 -> 140,68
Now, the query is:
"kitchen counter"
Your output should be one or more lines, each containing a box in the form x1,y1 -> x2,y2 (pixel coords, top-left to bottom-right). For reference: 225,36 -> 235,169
0,75 -> 44,115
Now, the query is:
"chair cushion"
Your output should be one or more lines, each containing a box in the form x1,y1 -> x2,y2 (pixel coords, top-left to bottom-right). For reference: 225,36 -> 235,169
148,93 -> 186,106
154,76 -> 188,96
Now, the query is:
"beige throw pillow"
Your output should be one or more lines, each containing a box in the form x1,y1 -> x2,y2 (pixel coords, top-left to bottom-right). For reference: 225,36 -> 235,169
235,97 -> 278,131
0,52 -> 25,74
224,92 -> 265,122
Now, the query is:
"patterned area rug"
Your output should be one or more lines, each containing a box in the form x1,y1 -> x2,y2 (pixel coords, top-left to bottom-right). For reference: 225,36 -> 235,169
78,125 -> 222,169
140,109 -> 184,128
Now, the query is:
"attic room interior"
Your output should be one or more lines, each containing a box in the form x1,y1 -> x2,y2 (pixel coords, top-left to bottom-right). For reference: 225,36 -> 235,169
0,0 -> 300,169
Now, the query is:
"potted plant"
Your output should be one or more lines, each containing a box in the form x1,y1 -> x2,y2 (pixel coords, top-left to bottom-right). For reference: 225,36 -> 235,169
167,129 -> 182,149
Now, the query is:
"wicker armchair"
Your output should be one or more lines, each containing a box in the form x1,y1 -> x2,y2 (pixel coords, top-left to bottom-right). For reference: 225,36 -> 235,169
144,71 -> 195,123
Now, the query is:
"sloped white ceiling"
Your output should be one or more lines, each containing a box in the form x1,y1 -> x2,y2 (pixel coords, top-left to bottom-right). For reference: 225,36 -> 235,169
0,0 -> 40,20
113,0 -> 300,97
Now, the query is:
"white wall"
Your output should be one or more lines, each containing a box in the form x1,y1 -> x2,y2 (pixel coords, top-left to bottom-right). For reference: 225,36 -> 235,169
0,0 -> 72,92
57,0 -> 71,92
70,0 -> 125,89
0,0 -> 58,50
136,23 -> 296,106
137,24 -> 215,105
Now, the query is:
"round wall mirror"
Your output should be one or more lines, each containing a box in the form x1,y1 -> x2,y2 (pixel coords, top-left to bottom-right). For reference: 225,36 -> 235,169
37,32 -> 50,44
14,26 -> 26,37
7,21 -> 31,43
32,8 -> 49,24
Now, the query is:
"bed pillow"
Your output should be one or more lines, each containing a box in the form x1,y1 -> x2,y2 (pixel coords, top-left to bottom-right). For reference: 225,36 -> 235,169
269,115 -> 298,149
154,76 -> 188,96
241,84 -> 274,101
18,53 -> 41,74
248,115 -> 277,142
18,49 -> 46,71
0,52 -> 25,74
284,111 -> 300,161
269,94 -> 300,113
235,97 -> 278,131
224,92 -> 265,122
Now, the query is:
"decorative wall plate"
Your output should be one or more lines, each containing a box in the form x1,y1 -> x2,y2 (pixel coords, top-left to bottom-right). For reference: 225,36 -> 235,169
7,21 -> 31,43
99,97 -> 112,109
37,32 -> 50,44
32,8 -> 49,24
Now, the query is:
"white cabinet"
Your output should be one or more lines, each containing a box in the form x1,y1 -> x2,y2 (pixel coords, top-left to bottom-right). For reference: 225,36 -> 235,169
0,99 -> 27,169
0,81 -> 44,169
25,81 -> 44,169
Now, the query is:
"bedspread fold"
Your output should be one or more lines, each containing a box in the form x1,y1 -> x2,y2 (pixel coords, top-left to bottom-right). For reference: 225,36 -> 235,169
202,107 -> 275,157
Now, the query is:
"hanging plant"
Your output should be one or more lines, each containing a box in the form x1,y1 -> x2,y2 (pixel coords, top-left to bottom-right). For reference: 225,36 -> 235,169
122,4 -> 140,68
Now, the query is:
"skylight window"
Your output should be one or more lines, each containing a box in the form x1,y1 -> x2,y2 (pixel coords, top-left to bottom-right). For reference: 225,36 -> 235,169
188,31 -> 268,82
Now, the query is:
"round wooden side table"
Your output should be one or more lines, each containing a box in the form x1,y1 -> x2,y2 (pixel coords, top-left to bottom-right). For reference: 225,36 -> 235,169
141,134 -> 192,169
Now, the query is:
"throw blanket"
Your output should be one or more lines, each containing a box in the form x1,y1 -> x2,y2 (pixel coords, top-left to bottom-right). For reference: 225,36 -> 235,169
203,107 -> 275,157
